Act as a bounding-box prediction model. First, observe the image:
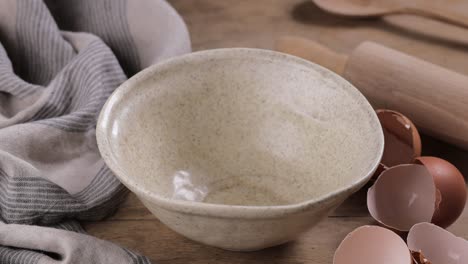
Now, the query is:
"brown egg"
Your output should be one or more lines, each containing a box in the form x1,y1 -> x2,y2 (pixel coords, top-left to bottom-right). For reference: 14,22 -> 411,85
367,164 -> 436,231
415,157 -> 467,228
334,225 -> 412,264
376,109 -> 422,167
407,222 -> 468,264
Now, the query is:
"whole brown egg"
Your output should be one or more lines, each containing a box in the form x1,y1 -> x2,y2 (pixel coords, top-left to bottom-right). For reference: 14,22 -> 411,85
415,157 -> 467,228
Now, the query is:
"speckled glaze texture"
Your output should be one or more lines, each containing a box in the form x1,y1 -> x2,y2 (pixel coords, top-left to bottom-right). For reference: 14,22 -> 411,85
97,48 -> 384,251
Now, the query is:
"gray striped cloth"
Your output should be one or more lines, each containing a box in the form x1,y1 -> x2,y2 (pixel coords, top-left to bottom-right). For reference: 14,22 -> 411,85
0,0 -> 190,263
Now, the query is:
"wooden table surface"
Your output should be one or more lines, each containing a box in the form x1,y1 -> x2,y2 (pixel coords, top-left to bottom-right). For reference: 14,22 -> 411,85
84,1 -> 468,263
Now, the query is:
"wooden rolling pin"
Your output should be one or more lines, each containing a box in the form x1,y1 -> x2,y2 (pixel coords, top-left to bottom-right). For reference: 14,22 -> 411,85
275,36 -> 468,150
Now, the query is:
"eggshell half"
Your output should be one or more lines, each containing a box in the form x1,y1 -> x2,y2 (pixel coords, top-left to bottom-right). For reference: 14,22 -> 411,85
415,157 -> 467,228
376,110 -> 421,167
408,222 -> 468,264
334,225 -> 412,264
367,164 -> 436,231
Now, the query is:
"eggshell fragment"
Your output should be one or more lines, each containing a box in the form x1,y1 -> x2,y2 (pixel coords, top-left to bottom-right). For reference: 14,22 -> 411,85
412,250 -> 432,264
367,164 -> 436,231
333,225 -> 412,264
376,109 -> 422,167
415,157 -> 467,228
408,222 -> 468,264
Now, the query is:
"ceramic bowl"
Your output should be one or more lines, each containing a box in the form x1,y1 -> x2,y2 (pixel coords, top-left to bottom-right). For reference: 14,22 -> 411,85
97,48 -> 384,251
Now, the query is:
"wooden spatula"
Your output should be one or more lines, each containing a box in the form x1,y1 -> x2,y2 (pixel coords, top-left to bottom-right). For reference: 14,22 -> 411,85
275,36 -> 468,150
312,0 -> 468,29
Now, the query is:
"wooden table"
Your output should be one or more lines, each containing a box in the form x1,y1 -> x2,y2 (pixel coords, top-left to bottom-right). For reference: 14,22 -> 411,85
84,1 -> 468,263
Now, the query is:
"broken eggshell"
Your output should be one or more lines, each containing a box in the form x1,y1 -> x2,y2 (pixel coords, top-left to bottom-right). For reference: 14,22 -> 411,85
407,222 -> 468,264
333,225 -> 412,264
415,157 -> 467,228
412,250 -> 432,264
367,164 -> 436,231
376,109 -> 422,168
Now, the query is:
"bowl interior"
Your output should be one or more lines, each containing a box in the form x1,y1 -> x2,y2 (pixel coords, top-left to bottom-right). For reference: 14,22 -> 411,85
101,49 -> 383,206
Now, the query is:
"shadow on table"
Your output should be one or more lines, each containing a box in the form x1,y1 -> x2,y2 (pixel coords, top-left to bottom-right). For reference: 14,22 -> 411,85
178,239 -> 297,264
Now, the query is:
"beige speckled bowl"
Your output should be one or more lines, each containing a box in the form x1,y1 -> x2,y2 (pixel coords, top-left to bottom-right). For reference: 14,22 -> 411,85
97,48 -> 384,251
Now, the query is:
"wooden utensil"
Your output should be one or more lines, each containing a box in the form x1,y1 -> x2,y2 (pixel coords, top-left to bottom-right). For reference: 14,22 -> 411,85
275,36 -> 468,150
312,0 -> 468,29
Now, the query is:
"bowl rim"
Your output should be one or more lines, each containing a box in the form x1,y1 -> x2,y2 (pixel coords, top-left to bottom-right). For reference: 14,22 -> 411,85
96,48 -> 384,219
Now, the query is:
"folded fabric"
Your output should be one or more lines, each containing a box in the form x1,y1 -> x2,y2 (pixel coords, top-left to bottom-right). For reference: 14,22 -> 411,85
0,220 -> 151,264
0,0 -> 190,263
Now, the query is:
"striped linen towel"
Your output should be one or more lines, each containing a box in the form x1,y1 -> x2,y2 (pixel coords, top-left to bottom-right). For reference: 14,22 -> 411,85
0,0 -> 190,263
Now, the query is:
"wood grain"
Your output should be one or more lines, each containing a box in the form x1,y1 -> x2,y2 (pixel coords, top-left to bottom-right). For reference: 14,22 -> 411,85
84,1 -> 468,263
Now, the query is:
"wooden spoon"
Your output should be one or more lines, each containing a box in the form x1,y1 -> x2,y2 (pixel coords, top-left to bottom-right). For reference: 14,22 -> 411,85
312,0 -> 468,28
